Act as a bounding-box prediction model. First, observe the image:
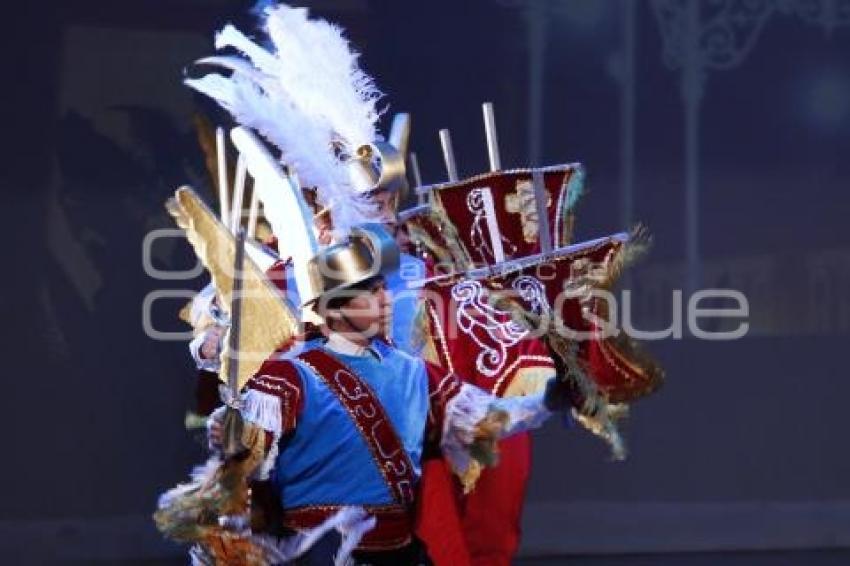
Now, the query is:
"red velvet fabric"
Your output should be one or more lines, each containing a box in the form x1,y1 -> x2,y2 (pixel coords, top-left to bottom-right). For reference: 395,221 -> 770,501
420,276 -> 555,396
415,456 -> 472,566
462,433 -> 532,566
416,434 -> 533,566
421,235 -> 660,403
431,166 -> 581,267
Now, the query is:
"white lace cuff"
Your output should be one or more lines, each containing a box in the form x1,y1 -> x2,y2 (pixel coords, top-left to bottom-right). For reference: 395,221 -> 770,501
440,383 -> 492,480
440,383 -> 552,489
491,392 -> 552,436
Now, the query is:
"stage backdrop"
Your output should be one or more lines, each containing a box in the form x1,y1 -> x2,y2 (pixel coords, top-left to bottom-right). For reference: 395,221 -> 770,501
3,0 -> 849,562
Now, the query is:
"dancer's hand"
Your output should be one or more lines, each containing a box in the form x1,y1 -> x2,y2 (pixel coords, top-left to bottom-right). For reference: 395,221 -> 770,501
207,407 -> 225,452
200,325 -> 225,359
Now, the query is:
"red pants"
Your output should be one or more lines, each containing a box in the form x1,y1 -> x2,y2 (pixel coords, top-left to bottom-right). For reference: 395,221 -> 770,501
417,432 -> 532,566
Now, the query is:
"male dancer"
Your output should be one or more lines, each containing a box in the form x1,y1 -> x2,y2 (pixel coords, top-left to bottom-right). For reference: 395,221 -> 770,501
202,224 -> 579,564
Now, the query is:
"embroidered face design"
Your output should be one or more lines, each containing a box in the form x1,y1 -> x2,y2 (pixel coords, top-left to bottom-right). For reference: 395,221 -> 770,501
505,179 -> 551,244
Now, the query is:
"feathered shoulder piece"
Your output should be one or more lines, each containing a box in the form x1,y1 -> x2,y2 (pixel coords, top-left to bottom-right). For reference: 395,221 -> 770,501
185,3 -> 386,236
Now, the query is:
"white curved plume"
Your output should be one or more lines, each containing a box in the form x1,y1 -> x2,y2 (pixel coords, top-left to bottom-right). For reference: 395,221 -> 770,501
185,4 -> 384,237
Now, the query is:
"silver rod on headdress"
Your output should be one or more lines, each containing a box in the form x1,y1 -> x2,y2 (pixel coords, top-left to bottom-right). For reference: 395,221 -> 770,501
532,169 -> 553,253
216,127 -> 230,223
409,152 -> 425,205
482,102 -> 502,172
230,155 -> 248,233
439,129 -> 459,182
389,113 -> 411,160
246,185 -> 260,239
409,152 -> 423,189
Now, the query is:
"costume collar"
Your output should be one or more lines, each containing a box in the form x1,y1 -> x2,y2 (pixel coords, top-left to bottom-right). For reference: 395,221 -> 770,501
325,332 -> 382,361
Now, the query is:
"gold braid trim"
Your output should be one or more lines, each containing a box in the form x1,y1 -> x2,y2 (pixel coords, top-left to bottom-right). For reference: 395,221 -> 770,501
600,331 -> 665,402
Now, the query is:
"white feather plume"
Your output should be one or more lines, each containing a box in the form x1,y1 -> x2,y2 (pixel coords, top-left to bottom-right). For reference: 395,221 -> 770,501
262,5 -> 384,153
186,71 -> 340,198
214,24 -> 279,76
185,4 -> 384,237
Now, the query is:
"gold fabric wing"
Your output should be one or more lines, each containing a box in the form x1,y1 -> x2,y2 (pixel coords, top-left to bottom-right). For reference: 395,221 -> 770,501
167,186 -> 298,390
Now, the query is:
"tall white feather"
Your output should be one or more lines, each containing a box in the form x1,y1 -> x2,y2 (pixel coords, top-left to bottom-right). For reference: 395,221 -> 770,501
186,72 -> 341,199
214,24 -> 279,76
186,4 -> 383,238
262,6 -> 383,154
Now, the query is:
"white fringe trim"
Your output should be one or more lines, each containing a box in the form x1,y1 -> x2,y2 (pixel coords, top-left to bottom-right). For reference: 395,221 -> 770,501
254,431 -> 280,482
240,389 -> 284,480
241,389 -> 283,435
253,506 -> 376,565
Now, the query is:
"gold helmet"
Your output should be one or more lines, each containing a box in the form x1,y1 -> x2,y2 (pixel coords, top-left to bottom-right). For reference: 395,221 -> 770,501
346,140 -> 407,196
303,223 -> 399,308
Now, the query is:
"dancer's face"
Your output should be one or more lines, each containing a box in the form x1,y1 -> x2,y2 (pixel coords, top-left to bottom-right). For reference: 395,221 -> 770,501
368,189 -> 399,224
323,276 -> 392,340
365,188 -> 411,250
314,211 -> 334,245
339,277 -> 392,338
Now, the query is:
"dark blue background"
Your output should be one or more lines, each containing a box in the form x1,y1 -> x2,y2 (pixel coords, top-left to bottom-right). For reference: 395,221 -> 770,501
3,0 -> 849,562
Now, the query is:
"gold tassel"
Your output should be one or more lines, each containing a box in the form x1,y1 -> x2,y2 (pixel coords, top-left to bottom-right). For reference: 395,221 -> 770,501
469,409 -> 510,467
601,224 -> 652,290
458,409 -> 510,493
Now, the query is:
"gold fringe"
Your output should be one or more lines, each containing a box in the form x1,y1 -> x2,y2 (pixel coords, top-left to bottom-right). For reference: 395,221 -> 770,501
601,224 -> 652,290
459,409 -> 510,494
154,423 -> 268,564
604,330 -> 666,402
457,460 -> 484,495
